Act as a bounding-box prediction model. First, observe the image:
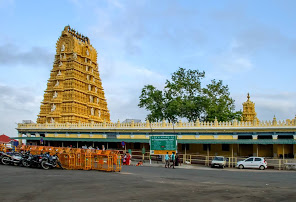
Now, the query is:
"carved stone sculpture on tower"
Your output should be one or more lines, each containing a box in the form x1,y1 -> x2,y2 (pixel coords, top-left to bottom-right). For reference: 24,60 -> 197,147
53,91 -> 58,99
91,108 -> 94,116
51,104 -> 56,112
61,44 -> 65,52
73,52 -> 77,59
55,80 -> 59,87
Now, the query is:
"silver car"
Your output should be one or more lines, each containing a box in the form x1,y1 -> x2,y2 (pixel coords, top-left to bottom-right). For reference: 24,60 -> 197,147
211,156 -> 227,168
237,157 -> 267,170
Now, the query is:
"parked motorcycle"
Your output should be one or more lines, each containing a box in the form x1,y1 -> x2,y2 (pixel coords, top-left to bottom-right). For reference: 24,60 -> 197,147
0,151 -> 5,164
1,152 -> 24,166
20,151 -> 34,167
23,153 -> 45,168
40,153 -> 63,170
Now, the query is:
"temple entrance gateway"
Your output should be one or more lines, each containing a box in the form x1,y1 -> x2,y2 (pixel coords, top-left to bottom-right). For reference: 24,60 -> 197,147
36,25 -> 110,124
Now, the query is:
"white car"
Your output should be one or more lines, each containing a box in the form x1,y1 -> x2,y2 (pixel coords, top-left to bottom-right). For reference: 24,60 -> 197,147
211,156 -> 227,168
236,157 -> 267,170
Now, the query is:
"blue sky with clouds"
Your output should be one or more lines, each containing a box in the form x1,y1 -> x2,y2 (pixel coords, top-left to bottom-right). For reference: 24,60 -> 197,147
1,0 -> 296,136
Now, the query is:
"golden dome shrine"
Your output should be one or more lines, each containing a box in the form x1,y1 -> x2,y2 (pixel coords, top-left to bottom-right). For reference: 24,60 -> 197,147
242,93 -> 259,123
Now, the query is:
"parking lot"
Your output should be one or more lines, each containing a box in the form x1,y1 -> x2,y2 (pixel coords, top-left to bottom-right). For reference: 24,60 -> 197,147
0,164 -> 296,201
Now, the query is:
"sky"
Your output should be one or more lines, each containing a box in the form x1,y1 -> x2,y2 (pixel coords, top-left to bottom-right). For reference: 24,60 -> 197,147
0,0 -> 296,137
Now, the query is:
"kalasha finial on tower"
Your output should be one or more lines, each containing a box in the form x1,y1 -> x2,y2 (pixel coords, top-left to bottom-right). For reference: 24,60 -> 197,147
247,93 -> 250,101
64,25 -> 70,32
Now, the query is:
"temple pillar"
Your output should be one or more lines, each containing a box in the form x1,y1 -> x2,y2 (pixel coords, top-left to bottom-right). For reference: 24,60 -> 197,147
252,144 -> 259,157
273,145 -> 278,158
18,133 -> 22,145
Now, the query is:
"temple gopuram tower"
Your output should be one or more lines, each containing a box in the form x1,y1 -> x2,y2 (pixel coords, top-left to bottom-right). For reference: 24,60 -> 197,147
37,26 -> 110,124
242,93 -> 259,123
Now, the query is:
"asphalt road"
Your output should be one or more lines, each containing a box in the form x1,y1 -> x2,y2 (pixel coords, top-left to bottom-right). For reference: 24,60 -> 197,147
0,164 -> 296,201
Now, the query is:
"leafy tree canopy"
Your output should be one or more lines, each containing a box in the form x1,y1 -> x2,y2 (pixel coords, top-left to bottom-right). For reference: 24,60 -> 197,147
138,67 -> 242,123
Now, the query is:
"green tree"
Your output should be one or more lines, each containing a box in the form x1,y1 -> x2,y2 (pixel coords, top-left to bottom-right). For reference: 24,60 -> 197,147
165,67 -> 205,98
138,85 -> 164,122
163,95 -> 181,124
202,79 -> 242,121
138,68 -> 242,123
181,96 -> 207,122
165,67 -> 205,122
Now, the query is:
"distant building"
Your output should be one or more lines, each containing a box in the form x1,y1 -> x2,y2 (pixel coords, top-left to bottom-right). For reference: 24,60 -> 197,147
22,120 -> 35,124
122,119 -> 141,123
0,134 -> 18,145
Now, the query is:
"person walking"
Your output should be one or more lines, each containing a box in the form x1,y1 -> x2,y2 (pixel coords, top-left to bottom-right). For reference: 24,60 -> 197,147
126,152 -> 131,166
170,152 -> 176,169
122,153 -> 127,165
175,153 -> 179,166
165,152 -> 170,168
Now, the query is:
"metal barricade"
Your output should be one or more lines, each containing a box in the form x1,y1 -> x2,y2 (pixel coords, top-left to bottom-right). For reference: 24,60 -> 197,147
3,144 -> 121,172
84,149 -> 92,170
75,148 -> 83,169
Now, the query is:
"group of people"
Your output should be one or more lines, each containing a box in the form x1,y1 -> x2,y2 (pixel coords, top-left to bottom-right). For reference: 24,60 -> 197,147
122,152 -> 131,165
165,152 -> 179,169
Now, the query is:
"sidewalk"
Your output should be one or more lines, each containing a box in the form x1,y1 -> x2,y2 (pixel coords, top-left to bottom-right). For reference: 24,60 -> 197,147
130,160 -> 205,170
128,161 -> 293,172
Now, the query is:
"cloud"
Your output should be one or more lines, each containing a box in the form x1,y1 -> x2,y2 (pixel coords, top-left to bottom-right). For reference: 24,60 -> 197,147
0,0 -> 14,8
210,2 -> 296,57
0,84 -> 41,113
99,56 -> 166,122
88,0 -> 204,55
211,7 -> 246,23
0,43 -> 53,66
208,40 -> 253,80
213,53 -> 253,74
107,0 -> 124,9
0,84 -> 42,136
233,26 -> 296,56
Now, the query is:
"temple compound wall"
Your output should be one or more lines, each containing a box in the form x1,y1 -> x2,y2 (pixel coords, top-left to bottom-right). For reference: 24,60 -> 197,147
16,117 -> 296,158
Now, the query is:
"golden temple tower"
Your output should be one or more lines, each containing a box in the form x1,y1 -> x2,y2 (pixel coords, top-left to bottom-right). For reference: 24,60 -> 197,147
37,26 -> 110,124
242,93 -> 258,122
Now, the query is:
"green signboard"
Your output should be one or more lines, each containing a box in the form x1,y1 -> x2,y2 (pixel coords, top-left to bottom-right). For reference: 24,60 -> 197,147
150,135 -> 177,154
